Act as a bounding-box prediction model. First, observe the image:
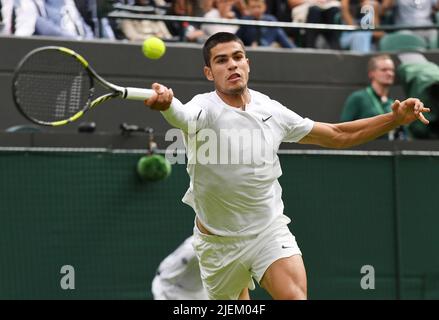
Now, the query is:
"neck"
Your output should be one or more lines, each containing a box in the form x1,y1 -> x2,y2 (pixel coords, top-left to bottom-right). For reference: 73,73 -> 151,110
371,82 -> 389,99
216,88 -> 250,109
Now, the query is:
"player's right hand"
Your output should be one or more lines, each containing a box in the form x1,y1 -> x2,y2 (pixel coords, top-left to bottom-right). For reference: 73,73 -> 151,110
144,83 -> 173,111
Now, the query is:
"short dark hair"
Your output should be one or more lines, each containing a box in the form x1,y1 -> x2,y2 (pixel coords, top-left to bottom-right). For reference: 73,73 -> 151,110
368,54 -> 393,72
203,32 -> 245,67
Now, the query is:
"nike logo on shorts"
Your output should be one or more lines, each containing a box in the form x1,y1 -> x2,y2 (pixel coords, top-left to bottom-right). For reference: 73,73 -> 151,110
282,245 -> 293,249
262,115 -> 272,122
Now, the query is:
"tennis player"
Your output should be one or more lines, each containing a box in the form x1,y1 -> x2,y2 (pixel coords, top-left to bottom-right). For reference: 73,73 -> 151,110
151,236 -> 208,300
144,32 -> 429,300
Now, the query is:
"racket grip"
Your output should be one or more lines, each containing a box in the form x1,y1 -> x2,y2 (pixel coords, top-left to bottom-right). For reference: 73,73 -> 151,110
124,87 -> 154,101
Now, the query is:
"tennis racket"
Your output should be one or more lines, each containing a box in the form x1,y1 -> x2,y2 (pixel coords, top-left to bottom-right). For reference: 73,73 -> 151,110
12,46 -> 171,126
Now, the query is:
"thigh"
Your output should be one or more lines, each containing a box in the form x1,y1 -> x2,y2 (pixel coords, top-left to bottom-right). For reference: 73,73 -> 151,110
250,217 -> 302,285
260,255 -> 307,300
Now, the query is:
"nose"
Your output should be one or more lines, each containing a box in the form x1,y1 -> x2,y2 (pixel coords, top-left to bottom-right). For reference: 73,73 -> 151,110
227,59 -> 238,70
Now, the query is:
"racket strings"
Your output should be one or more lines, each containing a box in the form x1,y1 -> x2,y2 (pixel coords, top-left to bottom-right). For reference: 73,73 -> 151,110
14,50 -> 92,123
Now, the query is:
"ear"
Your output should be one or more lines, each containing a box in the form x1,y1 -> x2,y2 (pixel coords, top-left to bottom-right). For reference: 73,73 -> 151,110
204,66 -> 214,81
247,58 -> 250,73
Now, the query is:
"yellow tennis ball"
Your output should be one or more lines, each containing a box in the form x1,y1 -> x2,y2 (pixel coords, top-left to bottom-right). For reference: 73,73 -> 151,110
142,37 -> 166,60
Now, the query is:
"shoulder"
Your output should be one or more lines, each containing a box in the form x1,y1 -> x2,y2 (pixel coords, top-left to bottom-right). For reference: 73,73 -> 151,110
249,89 -> 274,103
250,89 -> 306,120
187,91 -> 224,122
250,89 -> 286,111
189,91 -> 218,106
345,88 -> 368,104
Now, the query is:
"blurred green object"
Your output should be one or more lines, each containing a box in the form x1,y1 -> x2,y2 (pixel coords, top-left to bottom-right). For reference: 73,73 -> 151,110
137,154 -> 172,181
398,61 -> 439,138
379,32 -> 428,52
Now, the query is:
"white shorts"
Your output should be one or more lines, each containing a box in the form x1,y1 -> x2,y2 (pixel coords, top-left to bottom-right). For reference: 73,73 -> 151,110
192,214 -> 301,300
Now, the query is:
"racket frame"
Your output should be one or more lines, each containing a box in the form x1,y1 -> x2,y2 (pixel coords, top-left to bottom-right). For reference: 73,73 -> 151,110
12,46 -> 154,126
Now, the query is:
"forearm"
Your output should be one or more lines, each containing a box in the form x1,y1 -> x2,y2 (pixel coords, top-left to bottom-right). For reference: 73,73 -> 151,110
302,112 -> 399,148
160,98 -> 201,133
341,0 -> 355,25
333,113 -> 398,148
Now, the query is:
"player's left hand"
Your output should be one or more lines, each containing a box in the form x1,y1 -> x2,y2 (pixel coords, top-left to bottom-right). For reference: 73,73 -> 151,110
392,98 -> 430,126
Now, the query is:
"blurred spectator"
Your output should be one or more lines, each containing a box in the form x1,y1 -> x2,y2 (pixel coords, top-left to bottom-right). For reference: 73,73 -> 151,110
201,0 -> 239,37
151,236 -> 208,300
304,0 -> 341,49
232,0 -> 250,17
236,0 -> 295,48
23,0 -> 94,39
45,0 -> 94,38
166,0 -> 206,42
339,0 -> 381,52
383,0 -> 439,48
0,0 -> 14,35
340,54 -> 407,139
74,0 -> 105,37
1,0 -> 43,36
119,0 -> 173,40
265,0 -> 291,21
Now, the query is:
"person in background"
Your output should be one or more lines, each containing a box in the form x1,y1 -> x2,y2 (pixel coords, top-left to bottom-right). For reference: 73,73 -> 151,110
202,0 -> 239,37
119,0 -> 173,41
0,0 -> 13,35
166,0 -> 206,42
151,236 -> 209,300
1,0 -> 44,36
339,0 -> 382,52
341,54 -> 407,140
237,0 -> 296,48
383,0 -> 439,48
41,0 -> 94,39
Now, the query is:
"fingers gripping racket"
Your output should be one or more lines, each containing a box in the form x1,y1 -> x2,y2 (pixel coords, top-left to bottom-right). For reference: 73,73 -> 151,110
12,46 -> 165,126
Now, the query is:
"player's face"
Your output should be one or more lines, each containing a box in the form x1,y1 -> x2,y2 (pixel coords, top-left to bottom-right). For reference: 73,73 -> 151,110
204,41 -> 250,96
370,59 -> 395,86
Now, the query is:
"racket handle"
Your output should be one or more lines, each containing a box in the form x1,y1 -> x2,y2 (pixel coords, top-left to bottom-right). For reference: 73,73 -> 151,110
124,87 -> 154,101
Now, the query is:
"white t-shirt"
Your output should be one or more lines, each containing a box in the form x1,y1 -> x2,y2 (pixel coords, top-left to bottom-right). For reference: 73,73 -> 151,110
162,89 -> 314,236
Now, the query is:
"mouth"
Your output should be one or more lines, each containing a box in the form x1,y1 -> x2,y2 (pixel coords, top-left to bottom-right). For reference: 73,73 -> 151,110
227,73 -> 241,81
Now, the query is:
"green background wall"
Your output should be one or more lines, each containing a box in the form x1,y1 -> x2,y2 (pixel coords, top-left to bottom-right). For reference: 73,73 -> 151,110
0,151 -> 438,299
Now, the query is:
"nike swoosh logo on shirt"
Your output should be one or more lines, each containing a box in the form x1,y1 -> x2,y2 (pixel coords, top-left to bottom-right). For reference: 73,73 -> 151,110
282,245 -> 293,249
262,115 -> 272,122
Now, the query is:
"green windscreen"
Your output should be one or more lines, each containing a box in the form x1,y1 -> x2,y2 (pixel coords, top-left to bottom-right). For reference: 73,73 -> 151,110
1,150 -> 438,299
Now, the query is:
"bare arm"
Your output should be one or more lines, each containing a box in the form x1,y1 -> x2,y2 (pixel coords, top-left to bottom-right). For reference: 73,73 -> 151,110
341,0 -> 355,26
288,0 -> 306,8
380,0 -> 394,14
299,98 -> 430,148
